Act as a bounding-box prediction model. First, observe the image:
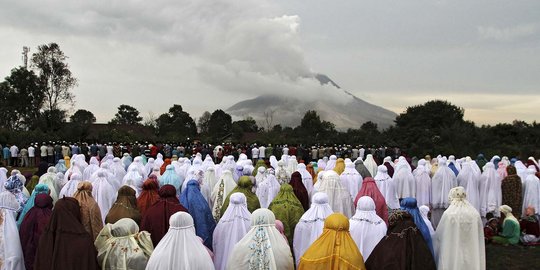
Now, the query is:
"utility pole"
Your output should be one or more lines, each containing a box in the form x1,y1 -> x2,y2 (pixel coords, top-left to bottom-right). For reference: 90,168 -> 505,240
22,46 -> 30,68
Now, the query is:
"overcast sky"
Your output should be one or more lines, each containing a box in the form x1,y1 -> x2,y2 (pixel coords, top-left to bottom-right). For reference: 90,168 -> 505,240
1,0 -> 538,125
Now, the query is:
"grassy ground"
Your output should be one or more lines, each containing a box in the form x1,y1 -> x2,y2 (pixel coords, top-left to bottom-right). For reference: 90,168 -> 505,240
7,166 -> 37,175
486,243 -> 540,269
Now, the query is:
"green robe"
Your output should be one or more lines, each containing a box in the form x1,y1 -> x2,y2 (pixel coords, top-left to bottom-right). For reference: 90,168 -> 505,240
493,218 -> 520,245
220,176 -> 261,215
268,184 -> 305,247
26,175 -> 40,194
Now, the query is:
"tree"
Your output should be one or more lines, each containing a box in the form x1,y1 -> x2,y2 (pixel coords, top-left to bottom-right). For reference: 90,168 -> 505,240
31,43 -> 77,112
70,109 -> 96,125
298,110 -> 336,144
197,111 -> 211,134
262,109 -> 276,131
68,109 -> 96,141
37,109 -> 67,132
142,111 -> 157,129
0,67 -> 46,130
208,109 -> 232,142
387,100 -> 475,156
109,104 -> 143,125
231,116 -> 259,140
155,104 -> 197,140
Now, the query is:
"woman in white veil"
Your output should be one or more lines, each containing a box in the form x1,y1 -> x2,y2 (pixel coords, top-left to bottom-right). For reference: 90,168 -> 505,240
212,193 -> 251,270
349,196 -> 387,262
292,192 -> 333,266
363,154 -> 378,177
435,186 -> 485,270
227,208 -> 294,270
146,212 -> 215,270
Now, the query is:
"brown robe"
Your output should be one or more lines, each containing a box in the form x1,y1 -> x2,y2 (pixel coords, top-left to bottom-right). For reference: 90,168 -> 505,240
34,197 -> 99,270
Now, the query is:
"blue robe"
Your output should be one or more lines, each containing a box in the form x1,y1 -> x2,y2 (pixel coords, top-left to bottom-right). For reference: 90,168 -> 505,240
400,197 -> 434,255
180,180 -> 216,250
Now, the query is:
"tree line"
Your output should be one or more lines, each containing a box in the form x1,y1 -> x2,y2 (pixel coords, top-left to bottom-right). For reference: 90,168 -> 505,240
1,43 -> 539,158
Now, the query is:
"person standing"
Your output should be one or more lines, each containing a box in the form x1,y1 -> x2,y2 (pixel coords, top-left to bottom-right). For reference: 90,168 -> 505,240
40,143 -> 47,164
10,144 -> 19,167
3,145 -> 10,166
53,142 -> 62,164
46,143 -> 54,164
258,144 -> 266,160
20,147 -> 28,167
28,144 -> 35,167
251,145 -> 259,164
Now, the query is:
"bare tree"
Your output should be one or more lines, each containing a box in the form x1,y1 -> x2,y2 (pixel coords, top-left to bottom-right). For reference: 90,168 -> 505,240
143,111 -> 157,128
262,109 -> 275,131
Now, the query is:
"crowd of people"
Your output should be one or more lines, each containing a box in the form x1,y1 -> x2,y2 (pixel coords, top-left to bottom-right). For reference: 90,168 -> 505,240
0,141 -> 539,270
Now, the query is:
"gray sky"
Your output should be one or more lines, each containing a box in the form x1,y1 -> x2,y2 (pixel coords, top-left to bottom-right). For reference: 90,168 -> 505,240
1,0 -> 538,125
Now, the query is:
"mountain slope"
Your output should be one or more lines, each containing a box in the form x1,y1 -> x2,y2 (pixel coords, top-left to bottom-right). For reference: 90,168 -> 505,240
227,75 -> 397,130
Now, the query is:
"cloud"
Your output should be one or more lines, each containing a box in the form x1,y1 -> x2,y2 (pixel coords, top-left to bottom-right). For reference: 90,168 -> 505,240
0,0 -> 354,108
477,23 -> 538,41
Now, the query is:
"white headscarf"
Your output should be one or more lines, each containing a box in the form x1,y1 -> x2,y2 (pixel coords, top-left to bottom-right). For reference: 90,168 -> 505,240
123,167 -> 144,196
127,156 -> 146,179
204,167 -> 218,195
144,158 -> 156,178
188,158 -> 203,176
211,170 -> 238,221
363,154 -> 378,177
434,186 -> 485,270
522,168 -> 540,216
227,208 -> 294,270
39,167 -> 59,203
201,155 -> 215,173
419,205 -> 435,239
62,160 -> 82,187
256,169 -> 280,208
431,158 -> 458,210
83,156 -> 100,181
110,157 -> 127,189
292,192 -> 333,266
121,153 -> 132,171
317,158 -> 327,171
324,155 -> 337,171
457,162 -> 481,213
286,158 -> 298,176
154,153 -> 164,169
296,163 -> 314,196
0,167 -> 7,192
0,191 -> 24,270
373,165 -> 400,209
479,162 -> 502,217
414,160 -> 432,207
58,172 -> 83,198
91,169 -> 117,222
315,171 -> 354,218
95,218 -> 153,269
393,157 -> 416,198
212,193 -> 252,270
146,212 -> 215,270
339,162 -> 362,200
349,196 -> 387,262
269,156 -> 279,170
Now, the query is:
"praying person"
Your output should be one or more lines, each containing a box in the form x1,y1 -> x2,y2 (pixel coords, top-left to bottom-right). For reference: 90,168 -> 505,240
520,206 -> 540,244
492,205 -> 521,245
